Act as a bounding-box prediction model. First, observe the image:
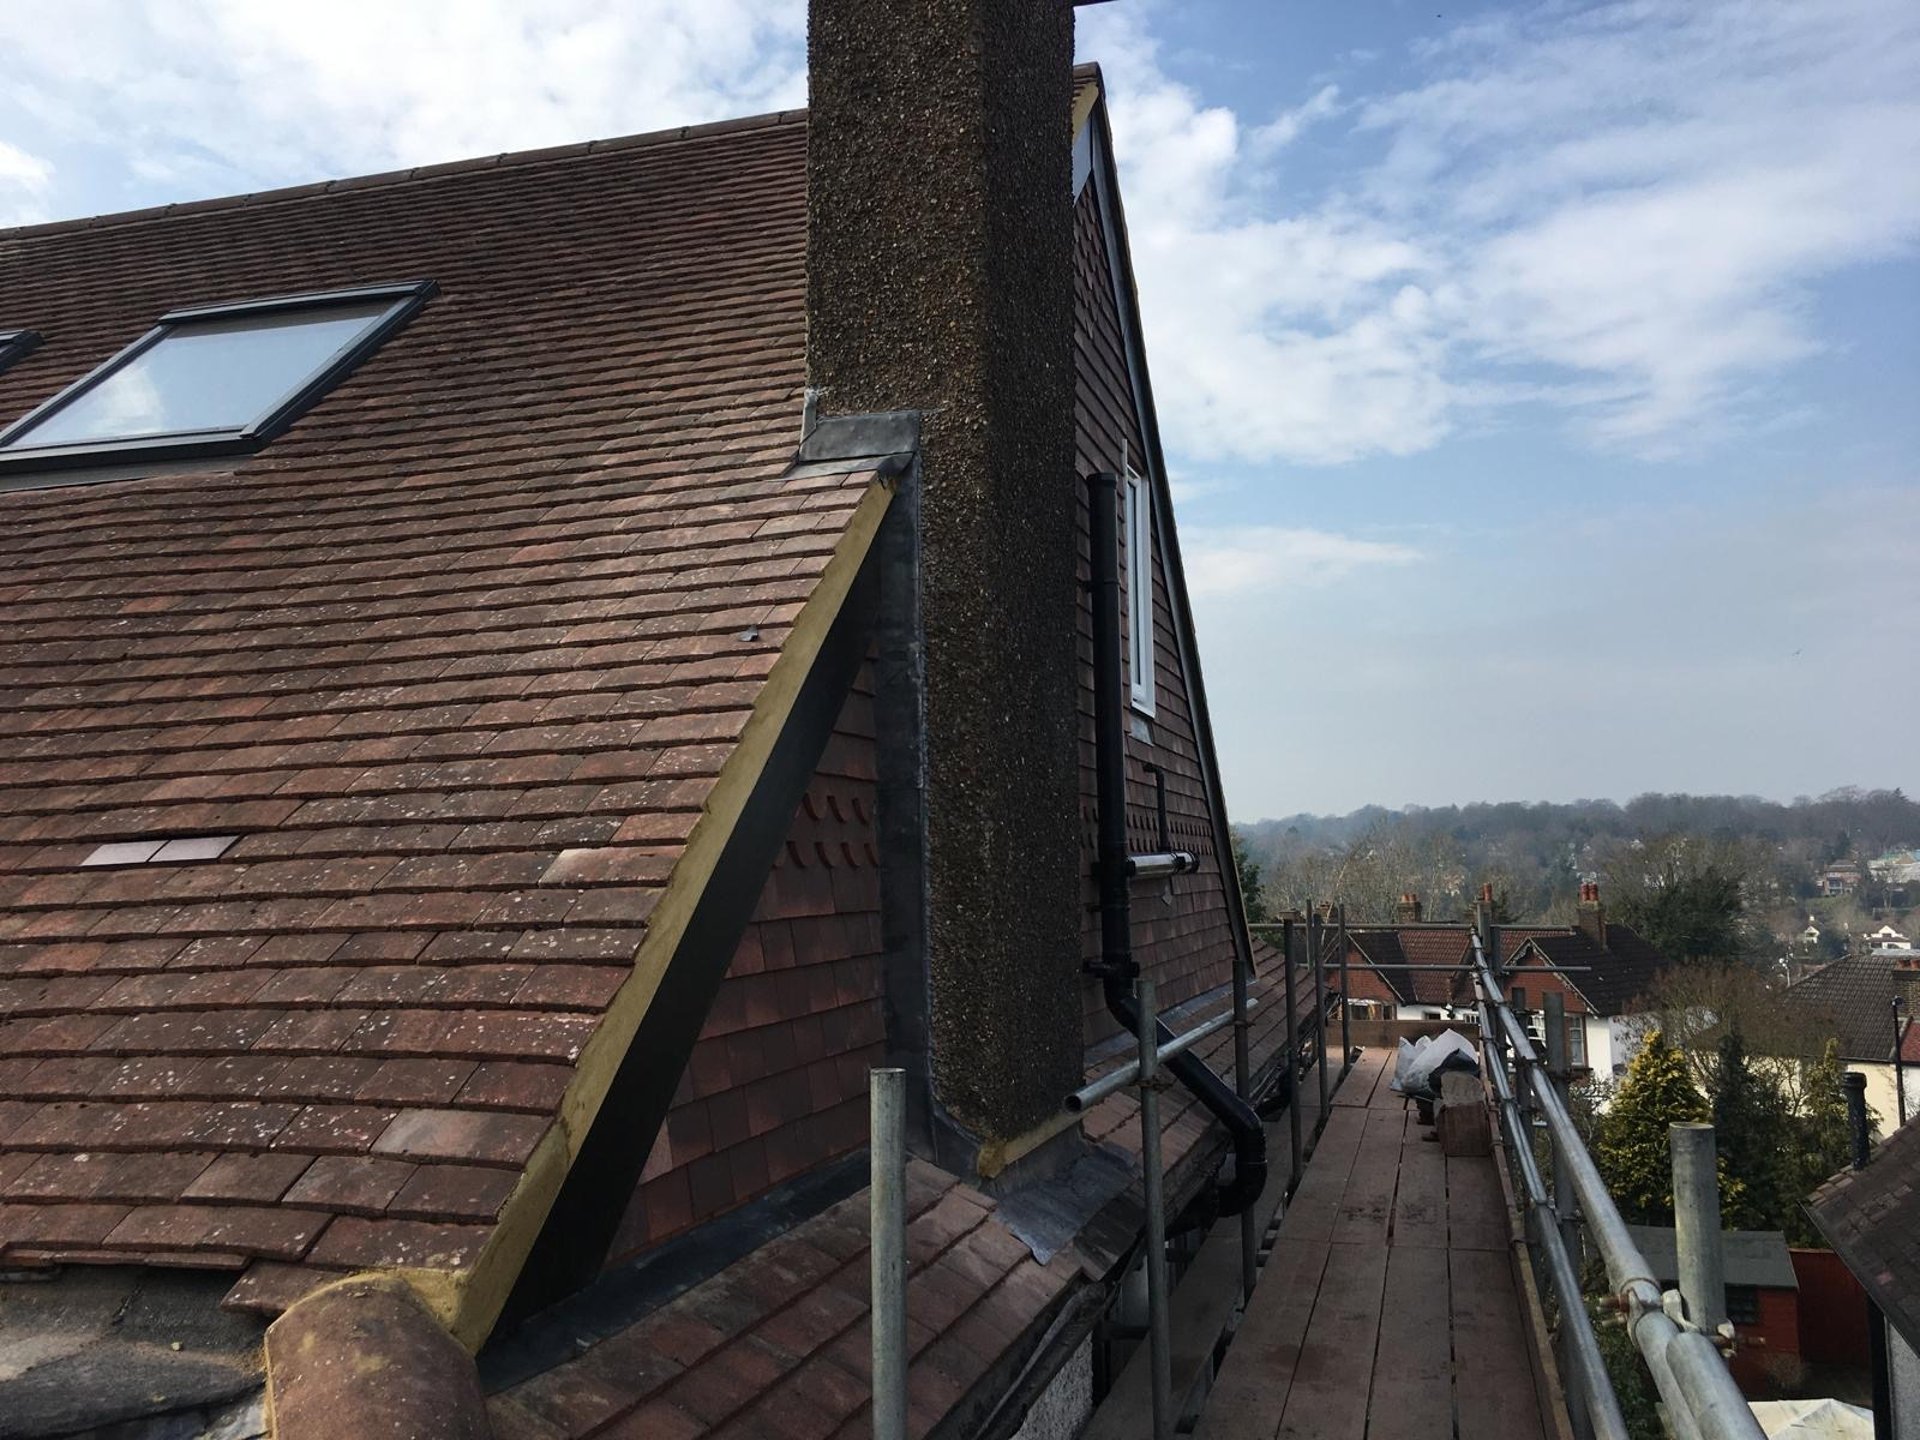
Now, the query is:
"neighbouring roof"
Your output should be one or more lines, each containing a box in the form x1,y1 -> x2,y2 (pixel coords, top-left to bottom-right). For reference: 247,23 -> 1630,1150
1807,1116 -> 1920,1353
1525,925 -> 1670,1017
1342,918 -> 1672,1017
0,111 -> 897,1323
1624,1224 -> 1799,1292
1345,926 -> 1551,1006
1783,954 -> 1903,1062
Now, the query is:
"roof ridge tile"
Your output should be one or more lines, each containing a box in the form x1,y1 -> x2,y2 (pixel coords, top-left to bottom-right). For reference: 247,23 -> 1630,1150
0,109 -> 806,244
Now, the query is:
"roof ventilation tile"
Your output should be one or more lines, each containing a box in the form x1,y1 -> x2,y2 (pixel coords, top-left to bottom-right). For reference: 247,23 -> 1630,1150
82,834 -> 239,867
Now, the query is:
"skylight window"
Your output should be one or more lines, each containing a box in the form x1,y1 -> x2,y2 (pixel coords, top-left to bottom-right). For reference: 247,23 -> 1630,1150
0,329 -> 40,372
0,281 -> 434,473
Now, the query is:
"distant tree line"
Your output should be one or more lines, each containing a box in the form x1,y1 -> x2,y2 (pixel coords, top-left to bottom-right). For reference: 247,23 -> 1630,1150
1234,788 -> 1919,953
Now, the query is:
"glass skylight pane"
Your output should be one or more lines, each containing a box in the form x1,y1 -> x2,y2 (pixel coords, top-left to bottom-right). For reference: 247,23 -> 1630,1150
9,301 -> 390,448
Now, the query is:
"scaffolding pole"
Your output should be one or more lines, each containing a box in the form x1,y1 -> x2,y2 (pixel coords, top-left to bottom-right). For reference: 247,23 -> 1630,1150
1233,910 -> 1258,1301
870,1067 -> 907,1440
1283,916 -> 1301,1195
1472,936 -> 1765,1440
1337,902 -> 1351,1080
1310,907 -> 1328,1128
1136,978 -> 1173,1440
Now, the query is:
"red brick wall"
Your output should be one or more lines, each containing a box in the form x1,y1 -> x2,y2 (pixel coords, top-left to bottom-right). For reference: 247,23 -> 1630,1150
1504,955 -> 1590,1016
604,673 -> 883,1263
1343,962 -> 1400,1007
1070,180 -> 1240,1045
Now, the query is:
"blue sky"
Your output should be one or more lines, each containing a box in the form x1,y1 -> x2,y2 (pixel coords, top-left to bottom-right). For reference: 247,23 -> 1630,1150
1,0 -> 1915,818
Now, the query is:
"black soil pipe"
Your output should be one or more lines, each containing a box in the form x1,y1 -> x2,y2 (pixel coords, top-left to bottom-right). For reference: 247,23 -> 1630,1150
1087,472 -> 1267,1216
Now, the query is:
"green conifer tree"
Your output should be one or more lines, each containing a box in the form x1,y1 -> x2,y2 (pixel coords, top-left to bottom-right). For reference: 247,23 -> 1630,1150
1786,1040 -> 1871,1245
1707,1028 -> 1791,1232
1596,1030 -> 1707,1224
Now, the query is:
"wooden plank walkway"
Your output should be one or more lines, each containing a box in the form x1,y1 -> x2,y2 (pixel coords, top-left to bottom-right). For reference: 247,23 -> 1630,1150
1196,1049 -> 1548,1440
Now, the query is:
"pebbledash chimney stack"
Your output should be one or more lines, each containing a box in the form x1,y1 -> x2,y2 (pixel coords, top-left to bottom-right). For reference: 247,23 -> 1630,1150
806,0 -> 1082,1148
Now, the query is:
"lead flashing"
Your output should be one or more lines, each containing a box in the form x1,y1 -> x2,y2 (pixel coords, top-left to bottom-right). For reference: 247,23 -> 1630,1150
797,408 -> 923,465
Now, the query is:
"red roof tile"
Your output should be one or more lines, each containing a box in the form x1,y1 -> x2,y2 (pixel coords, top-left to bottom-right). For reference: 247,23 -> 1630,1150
0,115 -> 897,1319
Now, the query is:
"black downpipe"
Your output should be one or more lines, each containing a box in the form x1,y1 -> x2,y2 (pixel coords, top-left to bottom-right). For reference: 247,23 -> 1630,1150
1087,472 -> 1267,1216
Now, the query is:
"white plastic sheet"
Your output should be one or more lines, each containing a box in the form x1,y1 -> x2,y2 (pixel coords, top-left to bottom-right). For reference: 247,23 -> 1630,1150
1390,1029 -> 1477,1095
1748,1398 -> 1872,1439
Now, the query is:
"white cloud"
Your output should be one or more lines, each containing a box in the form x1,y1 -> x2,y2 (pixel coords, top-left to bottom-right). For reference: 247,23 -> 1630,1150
1180,525 -> 1422,599
0,1 -> 806,205
1250,84 -> 1341,156
0,138 -> 50,226
1081,0 -> 1920,464
1085,10 -> 1452,465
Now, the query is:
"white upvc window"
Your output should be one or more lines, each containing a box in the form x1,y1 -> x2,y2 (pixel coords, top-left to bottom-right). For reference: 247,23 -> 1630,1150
1566,1014 -> 1588,1068
1124,467 -> 1156,715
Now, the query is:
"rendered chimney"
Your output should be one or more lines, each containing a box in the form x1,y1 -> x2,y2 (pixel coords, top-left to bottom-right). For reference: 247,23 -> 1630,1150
806,0 -> 1080,1145
1397,892 -> 1423,925
1576,882 -> 1607,946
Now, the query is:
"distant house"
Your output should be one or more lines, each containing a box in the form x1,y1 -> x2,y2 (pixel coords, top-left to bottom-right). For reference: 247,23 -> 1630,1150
1866,924 -> 1917,956
1783,953 -> 1919,1128
1808,1117 -> 1920,1438
1341,883 -> 1672,1076
1870,851 -> 1920,888
1822,863 -> 1863,897
1624,1224 -> 1801,1395
0,6 -> 1302,1438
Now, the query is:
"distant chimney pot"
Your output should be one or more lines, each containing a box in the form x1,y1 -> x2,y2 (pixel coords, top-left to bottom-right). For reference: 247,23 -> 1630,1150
1397,892 -> 1423,925
1576,882 -> 1605,944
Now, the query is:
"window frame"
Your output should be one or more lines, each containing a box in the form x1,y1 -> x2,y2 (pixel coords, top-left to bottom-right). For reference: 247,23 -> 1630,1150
0,329 -> 42,373
1123,466 -> 1157,716
1565,1012 -> 1587,1068
0,280 -> 436,474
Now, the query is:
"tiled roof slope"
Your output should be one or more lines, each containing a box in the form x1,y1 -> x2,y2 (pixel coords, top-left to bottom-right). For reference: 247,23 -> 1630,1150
485,973 -> 1303,1440
1347,926 -> 1551,1005
0,115 -> 894,1321
1784,953 -> 1902,1062
1527,926 -> 1669,1016
1807,1116 -> 1920,1352
490,1159 -> 1077,1440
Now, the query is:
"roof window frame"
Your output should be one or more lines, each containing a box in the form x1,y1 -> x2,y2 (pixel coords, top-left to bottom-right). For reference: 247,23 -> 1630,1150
0,329 -> 41,373
0,280 -> 436,474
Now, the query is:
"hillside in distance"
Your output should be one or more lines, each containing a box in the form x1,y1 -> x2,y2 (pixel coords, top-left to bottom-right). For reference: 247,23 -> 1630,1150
1236,787 -> 1920,930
